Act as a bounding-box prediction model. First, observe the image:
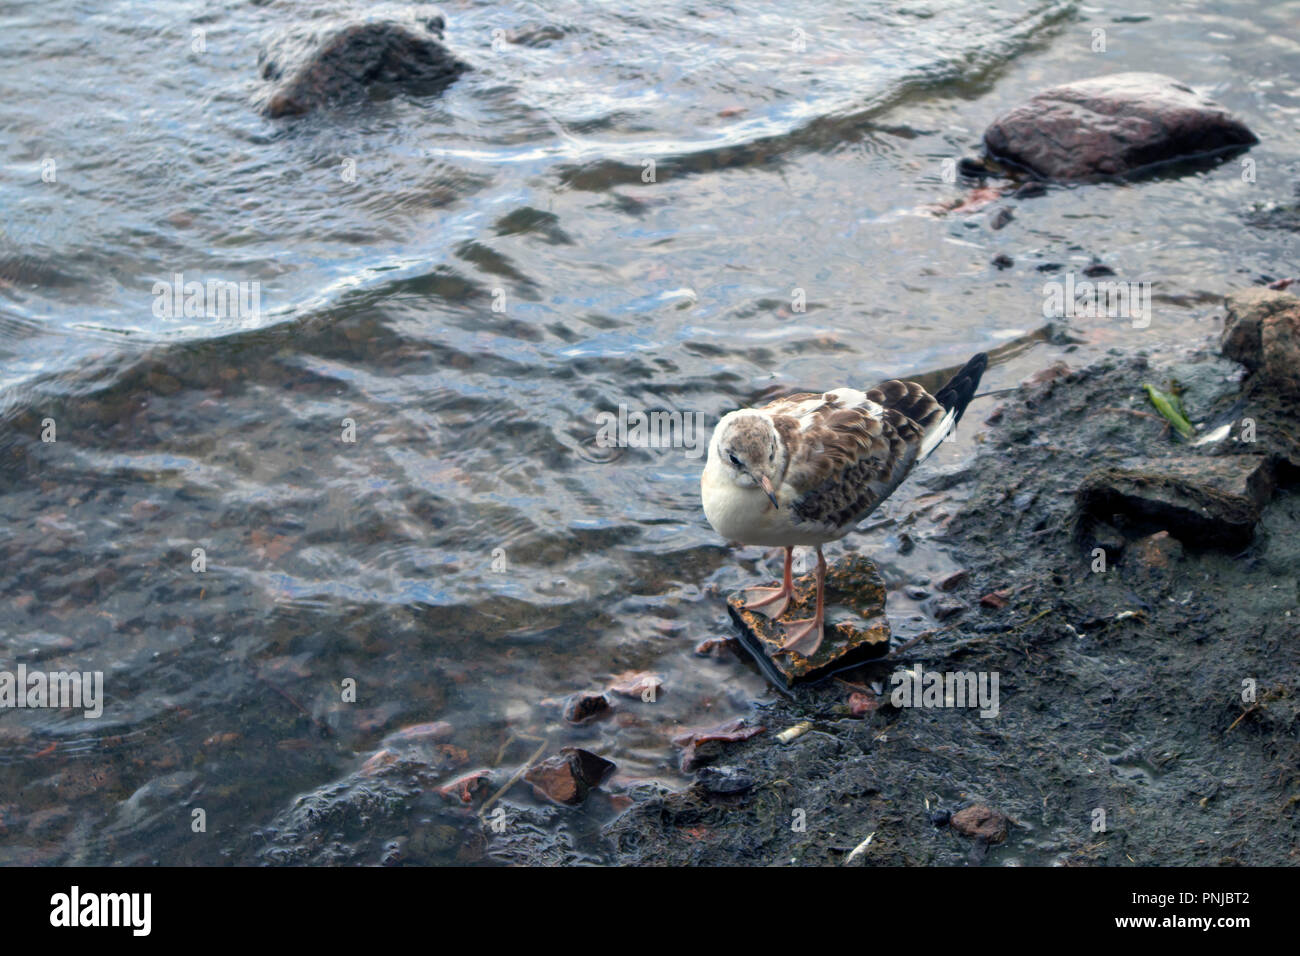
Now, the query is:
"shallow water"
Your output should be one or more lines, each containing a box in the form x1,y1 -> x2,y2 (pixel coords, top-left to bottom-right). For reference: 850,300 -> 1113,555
1,0 -> 1298,864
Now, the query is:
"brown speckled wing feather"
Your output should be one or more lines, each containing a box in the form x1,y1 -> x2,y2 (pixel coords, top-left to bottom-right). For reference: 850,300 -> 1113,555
866,379 -> 945,433
763,381 -> 942,530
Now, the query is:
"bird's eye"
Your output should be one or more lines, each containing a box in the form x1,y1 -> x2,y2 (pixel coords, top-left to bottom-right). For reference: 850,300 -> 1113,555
728,453 -> 742,468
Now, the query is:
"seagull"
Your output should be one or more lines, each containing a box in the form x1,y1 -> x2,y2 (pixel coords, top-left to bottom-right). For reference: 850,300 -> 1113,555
701,353 -> 988,658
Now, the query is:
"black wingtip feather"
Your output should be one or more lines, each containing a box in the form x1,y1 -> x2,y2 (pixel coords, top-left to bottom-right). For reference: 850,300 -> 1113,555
934,352 -> 988,425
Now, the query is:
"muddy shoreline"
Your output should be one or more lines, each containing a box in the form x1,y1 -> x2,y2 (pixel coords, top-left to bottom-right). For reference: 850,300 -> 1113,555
600,329 -> 1299,866
252,311 -> 1299,866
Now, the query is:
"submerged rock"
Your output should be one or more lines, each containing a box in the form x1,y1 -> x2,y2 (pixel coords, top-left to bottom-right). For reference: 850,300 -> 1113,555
727,552 -> 891,687
563,692 -> 611,723
382,720 -> 454,745
261,17 -> 467,118
982,73 -> 1257,182
672,719 -> 765,772
436,769 -> 493,804
259,751 -> 475,864
607,671 -> 663,699
524,747 -> 615,806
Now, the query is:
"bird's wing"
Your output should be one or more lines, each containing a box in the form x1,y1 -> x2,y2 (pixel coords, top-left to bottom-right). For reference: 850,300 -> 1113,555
759,386 -> 931,530
866,378 -> 952,459
865,379 -> 946,432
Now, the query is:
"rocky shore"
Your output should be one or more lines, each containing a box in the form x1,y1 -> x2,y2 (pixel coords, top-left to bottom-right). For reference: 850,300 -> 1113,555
600,291 -> 1299,866
254,288 -> 1299,865
241,59 -> 1298,865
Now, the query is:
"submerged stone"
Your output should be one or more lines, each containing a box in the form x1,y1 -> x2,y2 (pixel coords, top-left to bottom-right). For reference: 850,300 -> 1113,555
727,552 -> 891,688
563,692 -> 611,723
524,747 -> 615,806
672,719 -> 765,772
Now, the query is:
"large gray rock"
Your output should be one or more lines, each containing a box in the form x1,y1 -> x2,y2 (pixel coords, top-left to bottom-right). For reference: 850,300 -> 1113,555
983,73 -> 1257,182
260,16 -> 467,118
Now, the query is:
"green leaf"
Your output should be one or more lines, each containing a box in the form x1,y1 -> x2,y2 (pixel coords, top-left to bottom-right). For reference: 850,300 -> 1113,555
1142,384 -> 1196,440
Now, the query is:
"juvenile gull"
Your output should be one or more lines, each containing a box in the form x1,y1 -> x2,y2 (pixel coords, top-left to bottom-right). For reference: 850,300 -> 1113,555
701,353 -> 988,658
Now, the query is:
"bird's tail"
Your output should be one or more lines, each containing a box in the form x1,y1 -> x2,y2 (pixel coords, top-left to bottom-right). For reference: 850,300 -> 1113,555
919,352 -> 989,459
934,352 -> 988,423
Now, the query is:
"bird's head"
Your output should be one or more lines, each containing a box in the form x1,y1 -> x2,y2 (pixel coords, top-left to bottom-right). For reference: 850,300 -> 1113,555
711,410 -> 784,508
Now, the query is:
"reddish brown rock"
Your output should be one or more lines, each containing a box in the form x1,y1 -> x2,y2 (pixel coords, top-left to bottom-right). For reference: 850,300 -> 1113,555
937,569 -> 969,592
979,589 -> 1011,609
672,719 -> 765,772
563,692 -> 611,723
524,748 -> 615,806
523,756 -> 582,804
359,749 -> 399,777
436,770 -> 493,804
950,805 -> 1009,844
848,692 -> 881,716
727,553 -> 890,687
694,637 -> 731,656
983,73 -> 1257,182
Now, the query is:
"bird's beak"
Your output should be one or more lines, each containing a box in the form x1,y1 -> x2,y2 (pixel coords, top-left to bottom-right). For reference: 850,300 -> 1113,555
759,475 -> 779,509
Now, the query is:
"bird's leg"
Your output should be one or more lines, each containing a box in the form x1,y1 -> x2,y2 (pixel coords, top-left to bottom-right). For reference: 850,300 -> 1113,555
777,546 -> 826,657
739,546 -> 794,620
